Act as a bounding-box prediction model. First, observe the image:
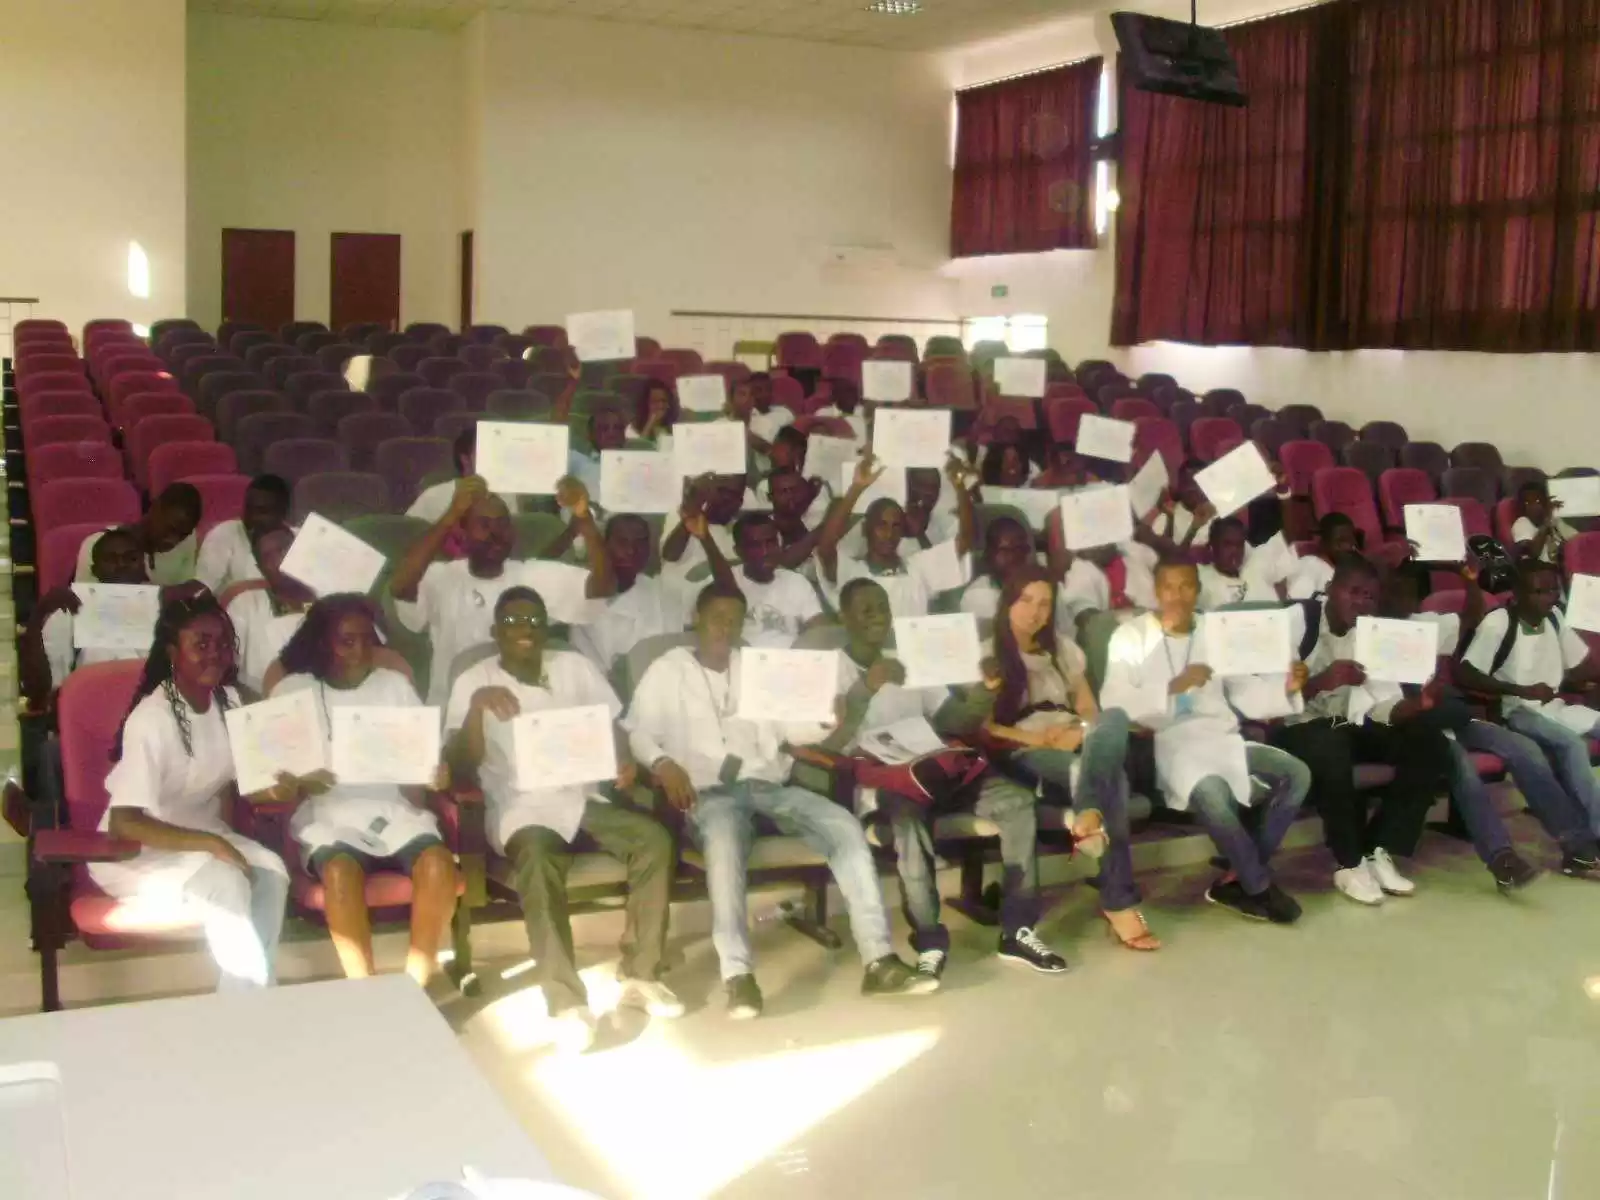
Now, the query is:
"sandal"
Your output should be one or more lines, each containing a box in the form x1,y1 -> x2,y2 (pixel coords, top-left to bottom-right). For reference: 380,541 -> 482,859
1101,908 -> 1162,952
1071,809 -> 1108,860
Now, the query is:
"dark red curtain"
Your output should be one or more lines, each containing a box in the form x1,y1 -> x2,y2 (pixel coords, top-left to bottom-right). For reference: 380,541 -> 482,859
951,58 -> 1103,257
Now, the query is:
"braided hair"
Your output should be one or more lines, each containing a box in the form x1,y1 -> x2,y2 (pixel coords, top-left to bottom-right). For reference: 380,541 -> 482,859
276,593 -> 387,682
112,592 -> 238,761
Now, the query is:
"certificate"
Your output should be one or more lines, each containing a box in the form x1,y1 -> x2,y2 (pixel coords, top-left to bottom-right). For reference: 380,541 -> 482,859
1196,441 -> 1276,516
840,459 -> 907,512
893,612 -> 982,689
330,706 -> 442,786
1565,574 -> 1600,634
871,408 -> 952,470
1201,608 -> 1293,677
858,716 -> 946,765
476,421 -> 569,495
565,310 -> 635,362
1550,475 -> 1600,519
673,420 -> 748,477
804,435 -> 857,496
70,583 -> 159,652
983,486 -> 1060,531
676,374 -> 726,414
908,538 -> 969,595
279,514 -> 387,598
1059,484 -> 1135,551
1128,452 -> 1169,519
511,704 -> 618,790
522,560 -> 602,626
862,360 -> 913,404
1355,616 -> 1439,685
225,689 -> 327,796
736,648 -> 837,723
600,450 -> 681,514
1075,413 -> 1136,463
993,356 -> 1047,399
1404,504 -> 1467,563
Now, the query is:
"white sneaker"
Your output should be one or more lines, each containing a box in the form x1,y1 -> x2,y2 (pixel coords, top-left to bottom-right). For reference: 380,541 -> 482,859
551,1006 -> 598,1054
618,976 -> 687,1019
1334,865 -> 1385,906
1367,848 -> 1416,896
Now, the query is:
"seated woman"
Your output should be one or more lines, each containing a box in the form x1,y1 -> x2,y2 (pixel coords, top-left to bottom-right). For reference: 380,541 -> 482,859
225,524 -> 315,697
963,567 -> 1159,951
979,440 -> 1033,490
90,593 -> 289,990
271,594 -> 457,986
629,377 -> 678,456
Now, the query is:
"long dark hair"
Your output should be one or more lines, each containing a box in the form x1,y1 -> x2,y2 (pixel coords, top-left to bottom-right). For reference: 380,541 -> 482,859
276,593 -> 387,681
634,377 -> 678,434
112,592 -> 237,760
993,566 -> 1059,726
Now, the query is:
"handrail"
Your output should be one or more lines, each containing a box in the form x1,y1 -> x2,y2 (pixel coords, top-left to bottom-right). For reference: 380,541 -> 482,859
0,297 -> 40,305
671,308 -> 963,328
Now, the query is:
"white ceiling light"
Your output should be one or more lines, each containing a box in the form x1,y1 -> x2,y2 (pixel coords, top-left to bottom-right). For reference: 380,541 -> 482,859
865,1 -> 923,13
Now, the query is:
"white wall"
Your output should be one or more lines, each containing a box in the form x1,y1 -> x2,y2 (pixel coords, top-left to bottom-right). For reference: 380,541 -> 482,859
186,13 -> 464,332
0,0 -> 187,346
467,12 -> 960,340
945,0 -> 1600,472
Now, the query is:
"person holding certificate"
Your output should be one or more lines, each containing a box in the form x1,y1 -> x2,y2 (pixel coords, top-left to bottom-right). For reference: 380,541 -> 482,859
226,524 -> 315,698
1509,479 -> 1577,565
957,568 -> 1157,952
73,482 -> 203,588
629,378 -> 679,457
446,586 -> 682,1053
563,402 -> 630,505
1196,518 -> 1288,610
22,526 -> 153,704
92,593 -> 289,991
270,594 -> 457,985
699,513 -> 825,648
194,473 -> 292,594
958,517 -> 1036,620
660,473 -> 743,593
1100,559 -> 1312,923
624,582 -> 928,1019
407,427 -> 481,526
1286,513 -> 1359,600
811,376 -> 867,447
572,514 -> 680,678
834,466 -> 962,562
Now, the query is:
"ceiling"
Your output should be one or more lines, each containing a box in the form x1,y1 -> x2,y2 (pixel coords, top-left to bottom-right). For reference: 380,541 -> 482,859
187,0 -> 1092,51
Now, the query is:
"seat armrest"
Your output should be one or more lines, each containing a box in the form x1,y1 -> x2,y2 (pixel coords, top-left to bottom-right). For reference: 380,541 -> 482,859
429,786 -> 486,906
33,828 -> 140,864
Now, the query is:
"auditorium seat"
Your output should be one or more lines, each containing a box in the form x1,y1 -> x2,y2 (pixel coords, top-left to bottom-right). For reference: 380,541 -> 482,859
147,442 -> 238,498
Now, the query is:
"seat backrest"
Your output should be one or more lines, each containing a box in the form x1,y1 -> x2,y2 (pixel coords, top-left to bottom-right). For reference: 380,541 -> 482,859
109,370 -> 180,413
774,332 -> 823,370
373,437 -> 453,510
262,437 -> 349,487
1132,417 -> 1184,477
284,370 -> 348,411
485,389 -> 551,422
1360,420 -> 1408,449
128,415 -> 216,489
27,415 -> 110,448
26,441 -> 123,491
121,391 -> 196,429
368,371 -> 425,411
429,333 -> 467,358
234,410 -> 316,475
1200,387 -> 1245,416
59,661 -> 147,837
1399,440 -> 1449,483
1276,404 -> 1323,436
280,320 -> 328,344
1433,496 -> 1492,539
1309,419 -> 1354,454
195,371 -> 266,423
1565,531 -> 1600,579
1440,466 -> 1498,511
15,353 -> 83,380
1493,495 -> 1520,544
181,354 -> 247,397
388,344 -> 431,372
18,370 -> 93,401
490,358 -> 534,389
925,362 -> 976,410
1501,466 -> 1546,500
21,391 -> 101,423
244,342 -> 296,374
339,411 -> 416,471
292,471 -> 391,524
1188,416 -> 1243,463
1311,466 -> 1382,546
228,329 -> 274,357
188,474 -> 253,540
460,342 -> 507,371
404,321 -> 449,343
1341,439 -> 1395,490
1044,394 -> 1098,444
35,477 -> 140,533
306,389 -> 378,438
217,391 -> 293,445
417,357 -> 468,388
315,342 -> 365,375
265,354 -> 319,391
1451,441 -> 1504,475
1377,467 -> 1437,528
148,441 -> 238,497
449,371 -> 501,412
38,522 -> 108,592
433,411 -> 480,445
399,387 -> 465,434
1278,439 -> 1336,495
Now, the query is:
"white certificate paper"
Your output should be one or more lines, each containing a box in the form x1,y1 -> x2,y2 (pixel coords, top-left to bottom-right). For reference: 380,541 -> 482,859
279,514 -> 387,598
993,356 -> 1047,399
330,706 -> 442,786
1404,504 -> 1467,563
1201,608 -> 1293,677
983,486 -> 1060,531
676,374 -> 726,414
70,583 -> 159,652
225,689 -> 327,796
859,716 -> 946,765
804,435 -> 857,495
600,449 -> 680,514
908,538 -> 969,595
1128,452 -> 1170,519
1196,441 -> 1277,516
1550,475 -> 1600,519
893,612 -> 982,689
565,310 -> 635,362
872,408 -> 952,470
477,421 -> 569,495
511,704 -> 618,790
862,360 -> 913,403
1355,616 -> 1439,685
1075,413 -> 1136,463
736,648 -> 837,723
841,459 -> 907,512
673,420 -> 748,477
1565,574 -> 1600,633
1059,484 -> 1135,551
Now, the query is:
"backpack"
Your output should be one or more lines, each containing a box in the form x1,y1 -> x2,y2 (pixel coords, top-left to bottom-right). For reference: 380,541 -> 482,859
1295,598 -> 1323,663
1468,534 -> 1517,595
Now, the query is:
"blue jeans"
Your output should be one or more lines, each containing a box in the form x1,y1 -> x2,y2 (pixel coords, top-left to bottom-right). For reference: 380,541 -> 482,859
690,780 -> 893,980
1455,721 -> 1598,860
1188,742 -> 1311,895
1007,707 -> 1139,911
1507,708 -> 1600,838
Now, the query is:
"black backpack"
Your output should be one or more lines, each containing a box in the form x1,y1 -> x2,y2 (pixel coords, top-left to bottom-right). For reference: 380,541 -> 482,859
1468,534 -> 1517,595
1295,598 -> 1323,663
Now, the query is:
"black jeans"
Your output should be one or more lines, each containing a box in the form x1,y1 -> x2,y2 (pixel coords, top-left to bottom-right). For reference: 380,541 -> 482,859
1270,718 -> 1452,869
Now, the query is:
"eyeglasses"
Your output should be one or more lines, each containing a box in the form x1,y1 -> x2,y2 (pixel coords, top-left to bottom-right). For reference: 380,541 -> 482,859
496,614 -> 546,630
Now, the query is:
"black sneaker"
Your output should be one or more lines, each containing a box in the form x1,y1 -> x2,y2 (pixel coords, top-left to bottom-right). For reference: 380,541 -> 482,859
997,926 -> 1068,973
862,954 -> 939,997
1260,884 -> 1303,925
1559,852 -> 1600,881
725,974 -> 763,1020
1488,848 -> 1540,892
1206,879 -> 1270,921
914,948 -> 948,989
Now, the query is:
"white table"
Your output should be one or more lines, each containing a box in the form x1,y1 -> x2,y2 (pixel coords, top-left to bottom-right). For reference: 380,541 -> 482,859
0,976 -> 556,1200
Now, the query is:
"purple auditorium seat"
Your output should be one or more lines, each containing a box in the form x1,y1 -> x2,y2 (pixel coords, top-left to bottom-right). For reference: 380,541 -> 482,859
229,329 -> 275,358
1360,420 -> 1408,450
261,438 -> 349,488
266,355 -> 319,391
306,390 -> 378,438
1309,420 -> 1355,455
494,333 -> 534,360
1168,397 -> 1201,446
398,387 -> 464,435
292,472 -> 393,524
449,372 -> 500,412
417,357 -> 467,389
389,344 -> 431,372
1378,468 -> 1438,529
218,320 -> 266,347
315,342 -> 365,375
1441,466 -> 1499,512
821,340 -> 866,388
148,442 -> 238,497
337,412 -> 413,472
404,322 -> 450,343
1276,404 -> 1323,437
523,325 -> 567,349
459,344 -> 505,372
245,342 -> 297,374
775,332 -> 823,371
216,391 -> 292,444
1097,380 -> 1138,410
1451,442 -> 1504,477
874,334 -> 918,363
1136,372 -> 1177,395
367,331 -> 409,357
369,371 -> 425,411
280,320 -> 327,345
149,318 -> 201,346
429,334 -> 466,358
1188,417 -> 1243,463
1250,418 -> 1293,464
155,328 -> 214,361
27,415 -> 110,449
197,371 -> 265,423
234,411 -> 315,475
491,358 -> 534,389
434,412 -> 480,445
660,348 -> 704,376
181,354 -> 247,399
284,370 -> 349,411
1342,440 -> 1395,492
342,322 -> 388,343
296,330 -> 339,355
1279,440 -> 1337,496
466,324 -> 508,344
374,437 -> 452,510
1501,466 -> 1546,499
1400,441 -> 1450,485
530,346 -> 575,376
827,331 -> 871,354
485,390 -> 549,422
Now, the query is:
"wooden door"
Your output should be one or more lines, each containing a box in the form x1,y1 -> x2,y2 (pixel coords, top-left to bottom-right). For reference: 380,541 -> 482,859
221,228 -> 295,330
330,232 -> 401,332
459,230 -> 474,330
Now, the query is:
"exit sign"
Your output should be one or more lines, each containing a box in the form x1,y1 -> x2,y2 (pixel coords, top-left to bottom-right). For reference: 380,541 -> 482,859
991,285 -> 1009,298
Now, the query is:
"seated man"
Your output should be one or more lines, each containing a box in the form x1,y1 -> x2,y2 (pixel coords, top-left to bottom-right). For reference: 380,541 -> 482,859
1270,553 -> 1455,904
572,513 -> 680,678
564,402 -> 630,502
74,481 -> 202,586
823,578 -> 1069,981
702,513 -> 825,648
1196,517 -> 1288,610
407,427 -> 478,525
446,587 -> 682,1052
1101,558 -> 1311,923
836,465 -> 963,562
958,516 -> 1035,620
1286,512 -> 1359,600
194,473 -> 291,594
1509,479 -> 1576,565
22,526 -> 152,706
624,582 -> 927,1018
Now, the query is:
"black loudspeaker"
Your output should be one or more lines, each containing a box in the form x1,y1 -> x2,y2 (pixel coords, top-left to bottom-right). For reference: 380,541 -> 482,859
1111,11 -> 1247,108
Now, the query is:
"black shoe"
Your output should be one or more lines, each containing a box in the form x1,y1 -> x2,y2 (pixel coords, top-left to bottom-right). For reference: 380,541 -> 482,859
914,948 -> 948,989
997,926 -> 1068,973
862,954 -> 939,997
725,974 -> 763,1020
1559,852 -> 1600,881
1206,879 -> 1270,921
1488,848 -> 1540,892
1260,884 -> 1303,925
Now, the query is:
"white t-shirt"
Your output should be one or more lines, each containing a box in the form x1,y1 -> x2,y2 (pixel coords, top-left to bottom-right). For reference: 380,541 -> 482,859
194,519 -> 262,594
571,574 -> 679,676
628,424 -> 673,460
444,651 -> 622,848
406,479 -> 457,525
1286,555 -> 1335,601
837,507 -> 957,563
737,568 -> 823,647
100,686 -> 241,836
1287,608 -> 1404,726
812,406 -> 867,447
834,650 -> 945,755
225,589 -> 307,697
273,667 -> 441,860
1197,562 -> 1281,610
1462,607 -> 1593,721
1510,515 -> 1577,562
1411,610 -> 1462,658
75,529 -> 197,587
750,407 -> 795,445
826,555 -> 930,618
